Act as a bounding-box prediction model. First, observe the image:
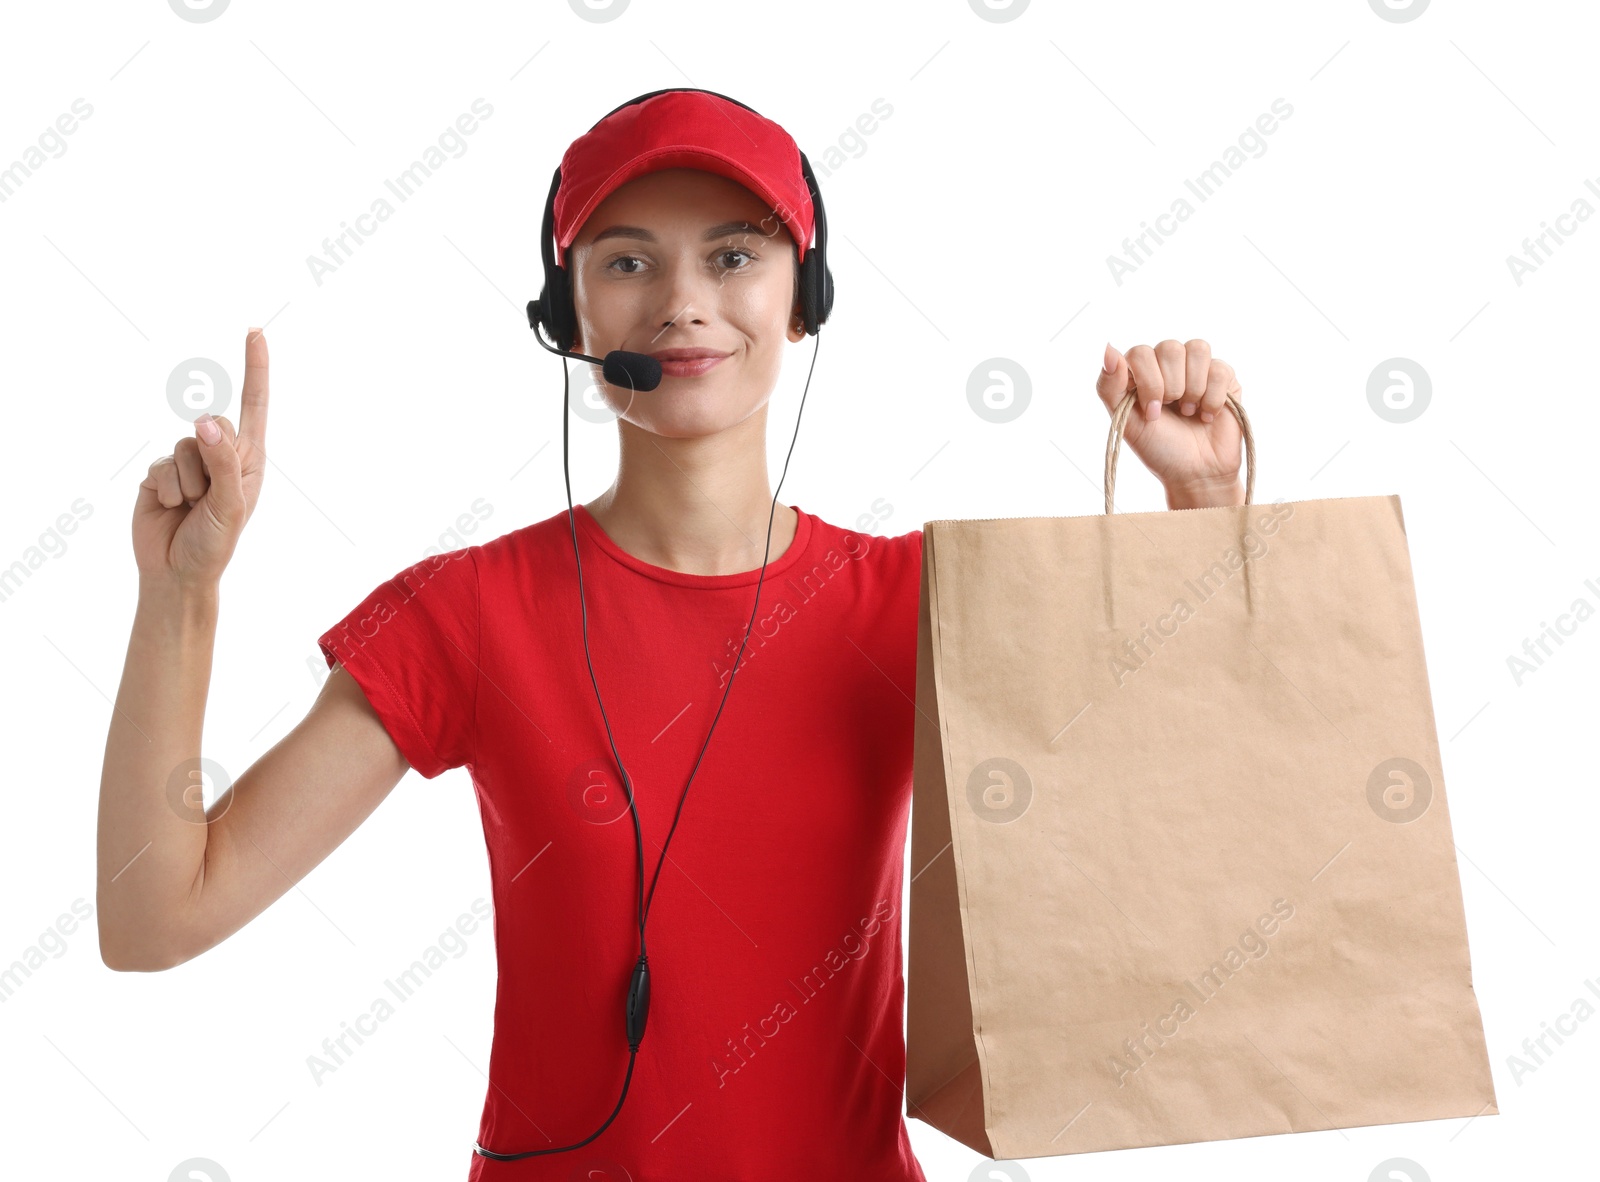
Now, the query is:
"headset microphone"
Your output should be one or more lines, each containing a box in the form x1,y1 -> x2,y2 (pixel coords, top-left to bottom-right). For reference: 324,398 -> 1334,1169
526,299 -> 664,392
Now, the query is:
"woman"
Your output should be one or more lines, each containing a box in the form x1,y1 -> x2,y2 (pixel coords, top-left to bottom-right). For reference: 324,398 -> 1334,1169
97,88 -> 1245,1180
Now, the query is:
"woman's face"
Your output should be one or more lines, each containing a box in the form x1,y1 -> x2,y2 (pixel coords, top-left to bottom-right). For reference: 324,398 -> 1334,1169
567,167 -> 805,437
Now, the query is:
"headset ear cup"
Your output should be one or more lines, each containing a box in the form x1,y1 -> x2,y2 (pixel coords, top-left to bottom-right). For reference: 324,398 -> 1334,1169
533,287 -> 552,340
819,262 -> 833,326
546,265 -> 574,351
798,251 -> 821,336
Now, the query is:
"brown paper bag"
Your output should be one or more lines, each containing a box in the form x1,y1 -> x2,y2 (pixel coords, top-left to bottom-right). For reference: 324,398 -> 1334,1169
906,391 -> 1497,1159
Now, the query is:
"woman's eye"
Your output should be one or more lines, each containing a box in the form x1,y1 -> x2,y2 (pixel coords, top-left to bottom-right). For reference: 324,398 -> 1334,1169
606,249 -> 755,274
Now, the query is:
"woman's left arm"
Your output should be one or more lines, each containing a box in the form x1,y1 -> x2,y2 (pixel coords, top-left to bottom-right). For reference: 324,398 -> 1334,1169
1094,339 -> 1246,510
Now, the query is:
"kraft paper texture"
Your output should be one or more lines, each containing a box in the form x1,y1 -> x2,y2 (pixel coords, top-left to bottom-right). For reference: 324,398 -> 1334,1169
906,406 -> 1496,1159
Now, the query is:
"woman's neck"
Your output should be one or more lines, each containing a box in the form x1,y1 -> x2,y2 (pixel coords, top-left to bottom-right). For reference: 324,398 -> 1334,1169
581,409 -> 798,577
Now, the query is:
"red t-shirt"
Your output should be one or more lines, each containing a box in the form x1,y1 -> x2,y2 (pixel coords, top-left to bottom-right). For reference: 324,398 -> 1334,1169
318,503 -> 929,1182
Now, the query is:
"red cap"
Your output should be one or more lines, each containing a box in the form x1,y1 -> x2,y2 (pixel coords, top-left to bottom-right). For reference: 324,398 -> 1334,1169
553,90 -> 815,270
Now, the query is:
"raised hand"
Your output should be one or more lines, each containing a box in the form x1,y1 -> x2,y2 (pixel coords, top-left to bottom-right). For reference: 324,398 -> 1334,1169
1095,338 -> 1244,507
135,328 -> 271,583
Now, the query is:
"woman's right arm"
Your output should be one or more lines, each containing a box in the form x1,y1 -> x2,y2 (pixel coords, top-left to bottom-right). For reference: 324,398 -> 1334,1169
97,329 -> 411,971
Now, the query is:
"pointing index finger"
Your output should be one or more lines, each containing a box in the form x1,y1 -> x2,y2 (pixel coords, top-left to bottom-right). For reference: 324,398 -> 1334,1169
240,327 -> 269,449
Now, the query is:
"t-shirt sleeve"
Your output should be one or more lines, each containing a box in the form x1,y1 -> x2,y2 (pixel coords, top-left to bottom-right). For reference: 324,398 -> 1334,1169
317,547 -> 481,779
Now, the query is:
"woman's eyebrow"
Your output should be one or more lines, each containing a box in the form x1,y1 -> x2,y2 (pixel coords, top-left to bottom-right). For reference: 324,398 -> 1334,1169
588,220 -> 774,245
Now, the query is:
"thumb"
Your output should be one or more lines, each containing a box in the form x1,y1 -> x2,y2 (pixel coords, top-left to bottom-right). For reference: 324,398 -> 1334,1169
1094,343 -> 1138,421
193,413 -> 245,525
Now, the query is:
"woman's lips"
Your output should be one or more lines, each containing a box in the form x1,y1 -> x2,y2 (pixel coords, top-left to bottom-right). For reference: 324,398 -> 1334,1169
651,352 -> 730,378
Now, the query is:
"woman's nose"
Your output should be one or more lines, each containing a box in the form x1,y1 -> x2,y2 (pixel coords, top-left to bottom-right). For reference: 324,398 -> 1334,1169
653,257 -> 721,328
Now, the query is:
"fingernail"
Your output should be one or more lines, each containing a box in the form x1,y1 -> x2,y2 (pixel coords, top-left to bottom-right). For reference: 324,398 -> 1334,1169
196,414 -> 221,444
248,325 -> 262,333
1146,400 -> 1161,421
1200,410 -> 1215,423
1102,343 -> 1116,373
1181,402 -> 1195,416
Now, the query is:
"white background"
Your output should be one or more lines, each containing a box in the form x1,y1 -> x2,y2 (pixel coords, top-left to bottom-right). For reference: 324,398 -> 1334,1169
1,0 -> 1593,1178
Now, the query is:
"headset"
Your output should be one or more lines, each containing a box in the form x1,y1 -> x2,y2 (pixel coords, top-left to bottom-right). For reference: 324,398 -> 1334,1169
474,88 -> 834,1162
530,86 -> 833,355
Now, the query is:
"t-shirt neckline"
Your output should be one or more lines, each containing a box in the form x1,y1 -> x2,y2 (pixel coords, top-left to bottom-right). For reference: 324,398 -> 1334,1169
571,502 -> 814,589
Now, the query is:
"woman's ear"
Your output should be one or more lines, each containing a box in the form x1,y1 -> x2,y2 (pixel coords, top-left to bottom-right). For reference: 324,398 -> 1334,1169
786,248 -> 807,342
567,276 -> 586,354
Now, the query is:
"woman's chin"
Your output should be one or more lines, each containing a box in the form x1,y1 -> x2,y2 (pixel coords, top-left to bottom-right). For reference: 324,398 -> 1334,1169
632,413 -> 736,440
619,385 -> 759,437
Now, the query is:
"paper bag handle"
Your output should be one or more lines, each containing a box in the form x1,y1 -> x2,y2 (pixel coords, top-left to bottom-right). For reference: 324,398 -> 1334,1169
1105,390 -> 1256,515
